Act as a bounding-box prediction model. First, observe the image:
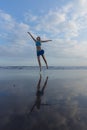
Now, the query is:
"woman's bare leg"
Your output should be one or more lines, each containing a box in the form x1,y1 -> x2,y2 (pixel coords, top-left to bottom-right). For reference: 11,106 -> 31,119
37,56 -> 41,71
42,55 -> 48,69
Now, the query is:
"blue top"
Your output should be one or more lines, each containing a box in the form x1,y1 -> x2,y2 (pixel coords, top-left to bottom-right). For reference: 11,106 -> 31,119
36,41 -> 41,46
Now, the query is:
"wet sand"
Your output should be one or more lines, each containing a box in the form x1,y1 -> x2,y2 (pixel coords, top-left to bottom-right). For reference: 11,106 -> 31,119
0,68 -> 87,130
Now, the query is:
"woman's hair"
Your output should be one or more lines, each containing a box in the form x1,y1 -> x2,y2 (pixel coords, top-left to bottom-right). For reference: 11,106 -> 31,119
36,36 -> 41,41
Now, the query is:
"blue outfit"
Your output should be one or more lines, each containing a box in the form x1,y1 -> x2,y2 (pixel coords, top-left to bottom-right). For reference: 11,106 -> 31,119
36,41 -> 41,46
37,50 -> 44,56
36,41 -> 44,56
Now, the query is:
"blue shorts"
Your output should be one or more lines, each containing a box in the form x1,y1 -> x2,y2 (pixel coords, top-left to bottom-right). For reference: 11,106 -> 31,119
37,49 -> 44,56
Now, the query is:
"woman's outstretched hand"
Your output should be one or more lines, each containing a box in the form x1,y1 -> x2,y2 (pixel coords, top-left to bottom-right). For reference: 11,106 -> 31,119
27,32 -> 31,34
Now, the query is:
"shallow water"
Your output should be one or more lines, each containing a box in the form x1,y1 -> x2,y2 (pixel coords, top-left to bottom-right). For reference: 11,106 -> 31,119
0,69 -> 87,130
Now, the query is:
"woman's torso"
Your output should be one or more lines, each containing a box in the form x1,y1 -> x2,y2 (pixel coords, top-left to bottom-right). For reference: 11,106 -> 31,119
36,41 -> 41,51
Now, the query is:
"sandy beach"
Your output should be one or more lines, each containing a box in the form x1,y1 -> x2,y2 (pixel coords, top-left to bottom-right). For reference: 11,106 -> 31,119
0,67 -> 87,130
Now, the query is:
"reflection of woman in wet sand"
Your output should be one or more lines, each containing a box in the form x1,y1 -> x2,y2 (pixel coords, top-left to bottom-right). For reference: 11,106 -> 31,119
30,74 -> 48,112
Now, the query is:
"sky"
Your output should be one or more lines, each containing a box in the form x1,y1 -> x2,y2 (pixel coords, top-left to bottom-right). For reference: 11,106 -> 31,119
0,0 -> 87,66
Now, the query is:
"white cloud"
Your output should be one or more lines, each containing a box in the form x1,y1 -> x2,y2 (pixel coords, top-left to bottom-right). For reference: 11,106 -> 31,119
0,10 -> 35,65
24,1 -> 87,41
0,10 -> 12,21
24,11 -> 37,22
0,10 -> 31,45
23,3 -> 79,40
34,10 -> 67,34
0,10 -> 15,30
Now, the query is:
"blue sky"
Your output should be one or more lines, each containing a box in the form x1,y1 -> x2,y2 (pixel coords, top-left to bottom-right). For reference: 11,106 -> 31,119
0,0 -> 87,66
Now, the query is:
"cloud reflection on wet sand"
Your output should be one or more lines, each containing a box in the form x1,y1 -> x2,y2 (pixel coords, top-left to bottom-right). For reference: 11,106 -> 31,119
0,70 -> 87,130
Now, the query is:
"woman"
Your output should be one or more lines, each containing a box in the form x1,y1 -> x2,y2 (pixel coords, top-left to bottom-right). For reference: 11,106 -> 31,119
27,32 -> 52,71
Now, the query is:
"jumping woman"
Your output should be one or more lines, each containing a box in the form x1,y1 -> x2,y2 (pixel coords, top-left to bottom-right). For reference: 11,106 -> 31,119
27,32 -> 52,71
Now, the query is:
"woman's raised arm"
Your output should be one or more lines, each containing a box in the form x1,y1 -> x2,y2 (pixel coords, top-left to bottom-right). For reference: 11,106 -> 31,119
27,32 -> 36,42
